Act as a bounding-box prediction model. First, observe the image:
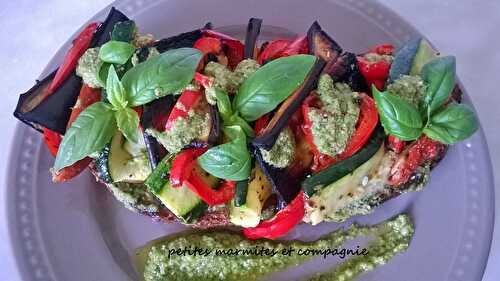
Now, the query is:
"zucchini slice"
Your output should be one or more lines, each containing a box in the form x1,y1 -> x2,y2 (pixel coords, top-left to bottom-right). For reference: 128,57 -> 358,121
229,166 -> 272,227
95,131 -> 152,183
145,161 -> 219,223
302,126 -> 385,197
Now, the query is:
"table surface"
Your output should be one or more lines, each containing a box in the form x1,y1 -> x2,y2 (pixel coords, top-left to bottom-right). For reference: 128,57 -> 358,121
1,0 -> 498,280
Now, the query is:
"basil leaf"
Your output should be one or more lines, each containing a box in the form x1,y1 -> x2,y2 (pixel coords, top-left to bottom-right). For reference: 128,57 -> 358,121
197,126 -> 251,181
122,48 -> 202,106
115,107 -> 139,143
422,56 -> 456,116
54,102 -> 117,170
214,89 -> 232,121
234,55 -> 316,121
99,41 -> 135,65
423,104 -> 478,144
106,65 -> 128,109
373,86 -> 423,141
97,62 -> 111,88
226,114 -> 255,137
222,125 -> 247,143
111,20 -> 136,42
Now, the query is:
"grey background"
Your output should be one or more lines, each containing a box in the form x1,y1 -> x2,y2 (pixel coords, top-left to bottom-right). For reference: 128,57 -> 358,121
0,0 -> 498,280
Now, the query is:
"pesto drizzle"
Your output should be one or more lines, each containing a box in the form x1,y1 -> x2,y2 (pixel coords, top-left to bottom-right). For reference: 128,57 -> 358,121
139,214 -> 414,281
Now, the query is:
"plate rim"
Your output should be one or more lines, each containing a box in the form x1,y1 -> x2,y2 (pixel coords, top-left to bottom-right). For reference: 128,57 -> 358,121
6,0 -> 495,280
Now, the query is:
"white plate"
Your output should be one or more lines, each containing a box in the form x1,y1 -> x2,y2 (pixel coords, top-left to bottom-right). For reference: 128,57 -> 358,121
7,0 -> 495,280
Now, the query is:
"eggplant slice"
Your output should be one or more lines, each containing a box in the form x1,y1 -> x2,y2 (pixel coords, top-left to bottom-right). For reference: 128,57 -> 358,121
13,7 -> 130,134
141,96 -> 175,169
151,29 -> 203,53
307,21 -> 342,62
324,52 -> 367,92
252,58 -> 326,150
244,18 -> 263,59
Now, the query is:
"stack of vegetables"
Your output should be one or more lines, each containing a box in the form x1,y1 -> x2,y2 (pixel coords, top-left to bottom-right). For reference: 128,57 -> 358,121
14,8 -> 478,240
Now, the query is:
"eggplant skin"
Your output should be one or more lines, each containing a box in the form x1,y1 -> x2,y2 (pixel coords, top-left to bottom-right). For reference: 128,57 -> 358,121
307,21 -> 342,62
90,7 -> 130,47
324,52 -> 368,93
207,105 -> 220,145
13,7 -> 130,135
151,29 -> 203,53
244,18 -> 263,59
14,71 -> 83,134
253,148 -> 302,208
252,58 -> 326,150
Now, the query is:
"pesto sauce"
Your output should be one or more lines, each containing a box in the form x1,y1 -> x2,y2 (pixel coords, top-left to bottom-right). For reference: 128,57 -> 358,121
259,127 -> 296,168
386,75 -> 426,107
139,214 -> 414,281
147,111 -> 211,153
363,53 -> 393,63
309,74 -> 360,157
204,59 -> 260,94
76,47 -> 102,88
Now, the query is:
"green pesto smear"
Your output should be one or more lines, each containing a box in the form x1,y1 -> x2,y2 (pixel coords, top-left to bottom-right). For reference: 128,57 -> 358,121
137,214 -> 414,281
259,127 -> 296,168
147,110 -> 211,153
386,75 -> 426,108
204,58 -> 260,104
76,47 -> 102,88
308,74 -> 360,157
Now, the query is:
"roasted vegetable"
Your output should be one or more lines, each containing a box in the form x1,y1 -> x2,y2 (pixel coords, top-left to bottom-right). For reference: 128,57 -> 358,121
325,52 -> 367,92
141,96 -> 175,168
244,18 -> 262,59
302,126 -> 385,197
252,58 -> 326,150
13,7 -> 129,134
307,21 -> 342,62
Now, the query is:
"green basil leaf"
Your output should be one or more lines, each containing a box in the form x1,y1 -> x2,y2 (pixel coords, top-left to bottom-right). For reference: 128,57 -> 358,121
115,107 -> 140,143
106,65 -> 128,109
423,103 -> 478,144
234,55 -> 316,121
97,62 -> 111,88
122,48 -> 202,106
226,114 -> 255,137
214,89 -> 232,121
222,125 -> 247,143
54,102 -> 117,170
197,126 -> 251,181
99,41 -> 135,65
422,56 -> 456,116
373,86 -> 423,141
111,20 -> 136,42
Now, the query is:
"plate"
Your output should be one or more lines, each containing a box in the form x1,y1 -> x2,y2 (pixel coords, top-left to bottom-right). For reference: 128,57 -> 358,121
7,0 -> 495,280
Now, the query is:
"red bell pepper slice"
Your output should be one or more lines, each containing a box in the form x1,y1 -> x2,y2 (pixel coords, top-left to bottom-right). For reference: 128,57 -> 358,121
165,90 -> 203,131
357,44 -> 394,91
243,191 -> 305,240
193,72 -> 214,89
388,136 -> 446,186
302,93 -> 379,173
46,22 -> 99,96
194,37 -> 223,55
279,36 -> 308,57
257,39 -> 290,64
387,135 -> 406,153
369,44 -> 394,56
169,148 -> 207,187
50,84 -> 101,182
254,113 -> 270,136
203,30 -> 244,69
184,174 -> 236,206
43,128 -> 62,157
